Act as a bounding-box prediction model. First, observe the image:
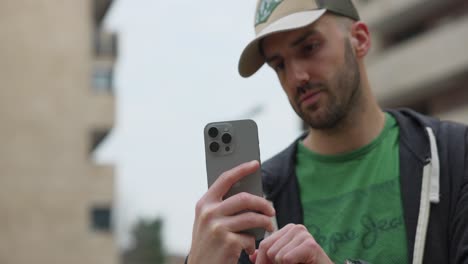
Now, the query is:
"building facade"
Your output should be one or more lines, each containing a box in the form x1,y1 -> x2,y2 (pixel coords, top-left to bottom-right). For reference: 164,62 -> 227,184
355,0 -> 468,123
0,0 -> 117,263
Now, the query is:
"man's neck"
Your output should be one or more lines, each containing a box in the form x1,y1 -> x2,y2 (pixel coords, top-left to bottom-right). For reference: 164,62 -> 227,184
302,100 -> 385,156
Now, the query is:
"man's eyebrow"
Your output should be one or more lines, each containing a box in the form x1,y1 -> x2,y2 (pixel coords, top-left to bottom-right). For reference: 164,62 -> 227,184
263,30 -> 319,63
291,30 -> 319,47
265,54 -> 280,64
260,39 -> 280,64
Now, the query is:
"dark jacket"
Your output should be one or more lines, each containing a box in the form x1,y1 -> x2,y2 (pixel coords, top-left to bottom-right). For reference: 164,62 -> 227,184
239,109 -> 468,264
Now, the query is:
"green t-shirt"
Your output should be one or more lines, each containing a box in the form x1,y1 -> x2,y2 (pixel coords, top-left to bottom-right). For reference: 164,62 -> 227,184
296,114 -> 408,264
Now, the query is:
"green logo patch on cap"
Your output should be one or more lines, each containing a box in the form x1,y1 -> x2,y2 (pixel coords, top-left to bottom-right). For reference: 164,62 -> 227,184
255,0 -> 284,26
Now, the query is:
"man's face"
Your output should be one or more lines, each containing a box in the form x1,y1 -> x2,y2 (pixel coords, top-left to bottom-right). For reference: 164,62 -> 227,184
261,14 -> 361,130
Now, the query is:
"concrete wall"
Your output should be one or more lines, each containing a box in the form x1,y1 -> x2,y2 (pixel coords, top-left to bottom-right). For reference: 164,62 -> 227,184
0,1 -> 116,263
437,105 -> 468,125
355,0 -> 468,124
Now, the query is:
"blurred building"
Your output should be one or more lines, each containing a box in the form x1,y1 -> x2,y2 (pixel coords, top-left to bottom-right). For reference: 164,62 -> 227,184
355,0 -> 468,123
0,0 -> 117,263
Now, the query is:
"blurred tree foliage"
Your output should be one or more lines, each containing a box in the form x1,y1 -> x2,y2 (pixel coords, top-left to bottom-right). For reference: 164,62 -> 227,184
123,217 -> 166,264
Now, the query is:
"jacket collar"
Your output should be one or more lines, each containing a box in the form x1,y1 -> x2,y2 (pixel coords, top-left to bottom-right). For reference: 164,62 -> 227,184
386,108 -> 432,163
263,109 -> 435,199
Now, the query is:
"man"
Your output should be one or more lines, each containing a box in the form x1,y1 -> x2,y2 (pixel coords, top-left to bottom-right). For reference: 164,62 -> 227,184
188,0 -> 468,263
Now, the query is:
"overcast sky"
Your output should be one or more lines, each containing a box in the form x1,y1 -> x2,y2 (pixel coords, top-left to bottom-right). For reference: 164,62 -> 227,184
98,0 -> 302,255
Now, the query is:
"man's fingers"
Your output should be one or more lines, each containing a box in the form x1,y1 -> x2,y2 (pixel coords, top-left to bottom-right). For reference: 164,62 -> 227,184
265,231 -> 295,260
234,233 -> 256,256
280,239 -> 321,264
223,211 -> 274,233
256,225 -> 326,264
249,249 -> 258,263
256,224 -> 296,264
255,247 -> 272,264
207,160 -> 260,200
273,232 -> 308,263
259,223 -> 293,248
220,192 -> 275,217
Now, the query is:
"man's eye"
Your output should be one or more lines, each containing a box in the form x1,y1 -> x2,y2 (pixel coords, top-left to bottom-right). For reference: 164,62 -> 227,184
304,42 -> 320,52
274,62 -> 285,72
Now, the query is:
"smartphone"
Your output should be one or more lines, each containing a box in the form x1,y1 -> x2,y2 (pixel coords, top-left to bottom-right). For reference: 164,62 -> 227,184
203,119 -> 264,239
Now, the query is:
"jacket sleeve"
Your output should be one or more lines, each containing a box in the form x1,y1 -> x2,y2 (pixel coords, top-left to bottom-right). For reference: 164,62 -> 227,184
452,128 -> 468,263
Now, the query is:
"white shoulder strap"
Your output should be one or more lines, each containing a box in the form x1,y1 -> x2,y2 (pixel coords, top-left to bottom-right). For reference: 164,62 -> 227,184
412,127 -> 440,264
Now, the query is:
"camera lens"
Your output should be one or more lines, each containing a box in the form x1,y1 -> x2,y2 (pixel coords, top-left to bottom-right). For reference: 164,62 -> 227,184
209,142 -> 220,152
221,133 -> 232,144
208,127 -> 218,138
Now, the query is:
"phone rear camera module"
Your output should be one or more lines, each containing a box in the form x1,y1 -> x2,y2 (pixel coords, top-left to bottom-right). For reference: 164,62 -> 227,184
208,127 -> 219,138
221,133 -> 232,144
209,142 -> 220,152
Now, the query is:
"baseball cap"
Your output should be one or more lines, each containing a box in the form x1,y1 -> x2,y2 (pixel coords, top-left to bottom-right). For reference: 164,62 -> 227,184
238,0 -> 360,77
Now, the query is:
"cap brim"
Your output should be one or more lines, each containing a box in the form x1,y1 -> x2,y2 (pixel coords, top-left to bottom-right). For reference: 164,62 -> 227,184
238,9 -> 327,78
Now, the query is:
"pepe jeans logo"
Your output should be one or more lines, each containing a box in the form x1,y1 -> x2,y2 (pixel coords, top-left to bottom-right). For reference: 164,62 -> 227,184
308,214 -> 404,254
255,0 -> 283,25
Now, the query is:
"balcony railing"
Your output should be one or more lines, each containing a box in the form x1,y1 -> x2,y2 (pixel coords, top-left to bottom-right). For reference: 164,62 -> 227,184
94,0 -> 113,26
358,0 -> 466,37
94,31 -> 118,58
368,15 -> 468,105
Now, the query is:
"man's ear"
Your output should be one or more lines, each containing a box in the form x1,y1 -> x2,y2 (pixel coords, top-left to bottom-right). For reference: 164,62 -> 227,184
350,21 -> 371,58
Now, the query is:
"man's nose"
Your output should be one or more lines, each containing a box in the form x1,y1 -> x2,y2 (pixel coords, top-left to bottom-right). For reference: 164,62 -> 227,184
287,61 -> 310,88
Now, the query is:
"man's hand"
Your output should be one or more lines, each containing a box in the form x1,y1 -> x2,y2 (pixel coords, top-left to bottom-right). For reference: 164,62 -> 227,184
250,224 -> 334,264
188,160 -> 276,264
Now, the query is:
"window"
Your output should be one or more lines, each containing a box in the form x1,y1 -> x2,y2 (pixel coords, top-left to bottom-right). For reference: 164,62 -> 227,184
90,128 -> 110,153
92,67 -> 113,94
90,206 -> 112,232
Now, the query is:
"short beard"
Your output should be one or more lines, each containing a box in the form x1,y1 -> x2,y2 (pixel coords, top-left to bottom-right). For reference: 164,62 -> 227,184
292,39 -> 361,130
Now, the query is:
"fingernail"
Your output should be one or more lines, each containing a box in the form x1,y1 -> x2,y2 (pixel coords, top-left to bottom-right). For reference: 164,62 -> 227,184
270,208 -> 276,216
267,223 -> 274,232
